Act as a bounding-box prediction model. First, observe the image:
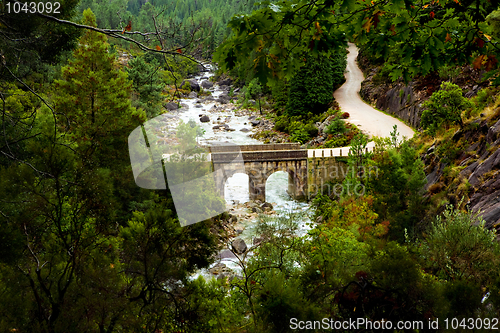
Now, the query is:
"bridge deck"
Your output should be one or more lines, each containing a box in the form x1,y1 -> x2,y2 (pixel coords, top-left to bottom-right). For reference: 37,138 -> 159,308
208,143 -> 301,153
211,150 -> 307,163
165,142 -> 378,162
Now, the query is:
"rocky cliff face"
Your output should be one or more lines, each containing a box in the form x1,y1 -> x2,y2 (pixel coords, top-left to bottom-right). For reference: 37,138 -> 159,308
421,110 -> 500,230
359,71 -> 425,128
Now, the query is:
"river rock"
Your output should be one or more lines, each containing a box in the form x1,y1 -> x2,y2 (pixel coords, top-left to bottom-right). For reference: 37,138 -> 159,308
209,263 -> 226,275
188,91 -> 198,98
180,79 -> 200,92
201,80 -> 213,89
219,78 -> 233,86
217,96 -> 230,104
240,128 -> 250,132
234,225 -> 245,234
252,207 -> 263,214
251,120 -> 260,126
200,115 -> 210,123
217,249 -> 237,260
164,102 -> 179,111
231,238 -> 247,254
253,237 -> 263,246
261,202 -> 273,210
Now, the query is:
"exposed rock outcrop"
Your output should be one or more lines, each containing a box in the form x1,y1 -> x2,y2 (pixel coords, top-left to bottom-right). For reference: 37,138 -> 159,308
422,112 -> 500,230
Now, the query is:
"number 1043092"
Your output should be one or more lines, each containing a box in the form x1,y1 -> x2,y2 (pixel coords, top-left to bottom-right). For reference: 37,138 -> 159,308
5,1 -> 61,14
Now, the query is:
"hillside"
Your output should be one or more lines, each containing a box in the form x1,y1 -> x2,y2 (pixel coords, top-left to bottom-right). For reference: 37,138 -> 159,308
356,49 -> 500,230
418,102 -> 500,230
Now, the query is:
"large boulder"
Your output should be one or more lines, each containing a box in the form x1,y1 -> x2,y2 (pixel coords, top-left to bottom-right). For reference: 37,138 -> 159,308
217,95 -> 230,104
231,238 -> 247,254
180,79 -> 200,92
164,102 -> 179,111
201,80 -> 213,89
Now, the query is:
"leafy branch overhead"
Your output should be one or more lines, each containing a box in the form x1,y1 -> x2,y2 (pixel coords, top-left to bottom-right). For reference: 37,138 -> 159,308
215,0 -> 500,84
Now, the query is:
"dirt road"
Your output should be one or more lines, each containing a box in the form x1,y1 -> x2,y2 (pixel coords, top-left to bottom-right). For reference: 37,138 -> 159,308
334,43 -> 415,141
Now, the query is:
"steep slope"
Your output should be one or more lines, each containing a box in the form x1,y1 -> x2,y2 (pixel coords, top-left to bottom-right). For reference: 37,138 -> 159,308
420,105 -> 500,230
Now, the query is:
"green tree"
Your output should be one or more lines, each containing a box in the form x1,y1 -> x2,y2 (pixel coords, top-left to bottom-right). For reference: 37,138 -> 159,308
421,82 -> 474,133
54,8 -> 146,167
127,55 -> 164,118
423,205 -> 500,284
366,139 -> 427,240
287,55 -> 345,116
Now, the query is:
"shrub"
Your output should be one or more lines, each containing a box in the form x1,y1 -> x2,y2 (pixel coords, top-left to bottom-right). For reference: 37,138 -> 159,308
421,82 -> 474,132
341,112 -> 350,119
290,128 -> 311,144
473,87 -> 496,113
323,136 -> 349,148
274,116 -> 289,132
304,123 -> 319,137
437,64 -> 461,82
325,118 -> 347,135
423,204 -> 500,284
181,81 -> 191,91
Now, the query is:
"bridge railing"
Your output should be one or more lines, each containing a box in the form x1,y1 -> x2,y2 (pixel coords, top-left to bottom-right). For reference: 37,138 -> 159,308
208,143 -> 301,153
307,141 -> 376,158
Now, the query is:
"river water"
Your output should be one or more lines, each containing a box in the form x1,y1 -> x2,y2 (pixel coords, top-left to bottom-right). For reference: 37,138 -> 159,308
169,65 -> 312,278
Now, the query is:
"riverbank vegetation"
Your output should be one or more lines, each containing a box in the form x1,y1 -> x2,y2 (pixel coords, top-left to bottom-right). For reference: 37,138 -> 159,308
2,0 -> 500,331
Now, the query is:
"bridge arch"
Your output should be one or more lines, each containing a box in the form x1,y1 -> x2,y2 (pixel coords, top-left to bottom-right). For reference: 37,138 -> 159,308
210,144 -> 308,202
224,172 -> 249,203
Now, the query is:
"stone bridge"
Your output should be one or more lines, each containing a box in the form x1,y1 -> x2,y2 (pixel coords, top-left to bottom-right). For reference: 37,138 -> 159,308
209,143 -> 375,201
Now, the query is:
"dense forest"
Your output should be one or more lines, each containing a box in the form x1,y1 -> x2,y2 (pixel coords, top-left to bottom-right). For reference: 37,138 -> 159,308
2,0 -> 500,332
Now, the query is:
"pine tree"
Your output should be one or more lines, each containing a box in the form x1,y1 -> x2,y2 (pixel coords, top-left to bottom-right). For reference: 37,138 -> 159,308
54,8 -> 146,168
127,55 -> 164,118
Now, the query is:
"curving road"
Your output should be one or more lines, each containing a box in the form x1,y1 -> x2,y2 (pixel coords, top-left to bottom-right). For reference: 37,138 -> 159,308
334,43 -> 415,141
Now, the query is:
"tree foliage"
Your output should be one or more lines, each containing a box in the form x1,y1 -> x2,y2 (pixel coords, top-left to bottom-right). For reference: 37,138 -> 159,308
286,54 -> 346,116
421,82 -> 474,132
126,55 -> 164,118
216,0 -> 500,84
54,9 -> 146,167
